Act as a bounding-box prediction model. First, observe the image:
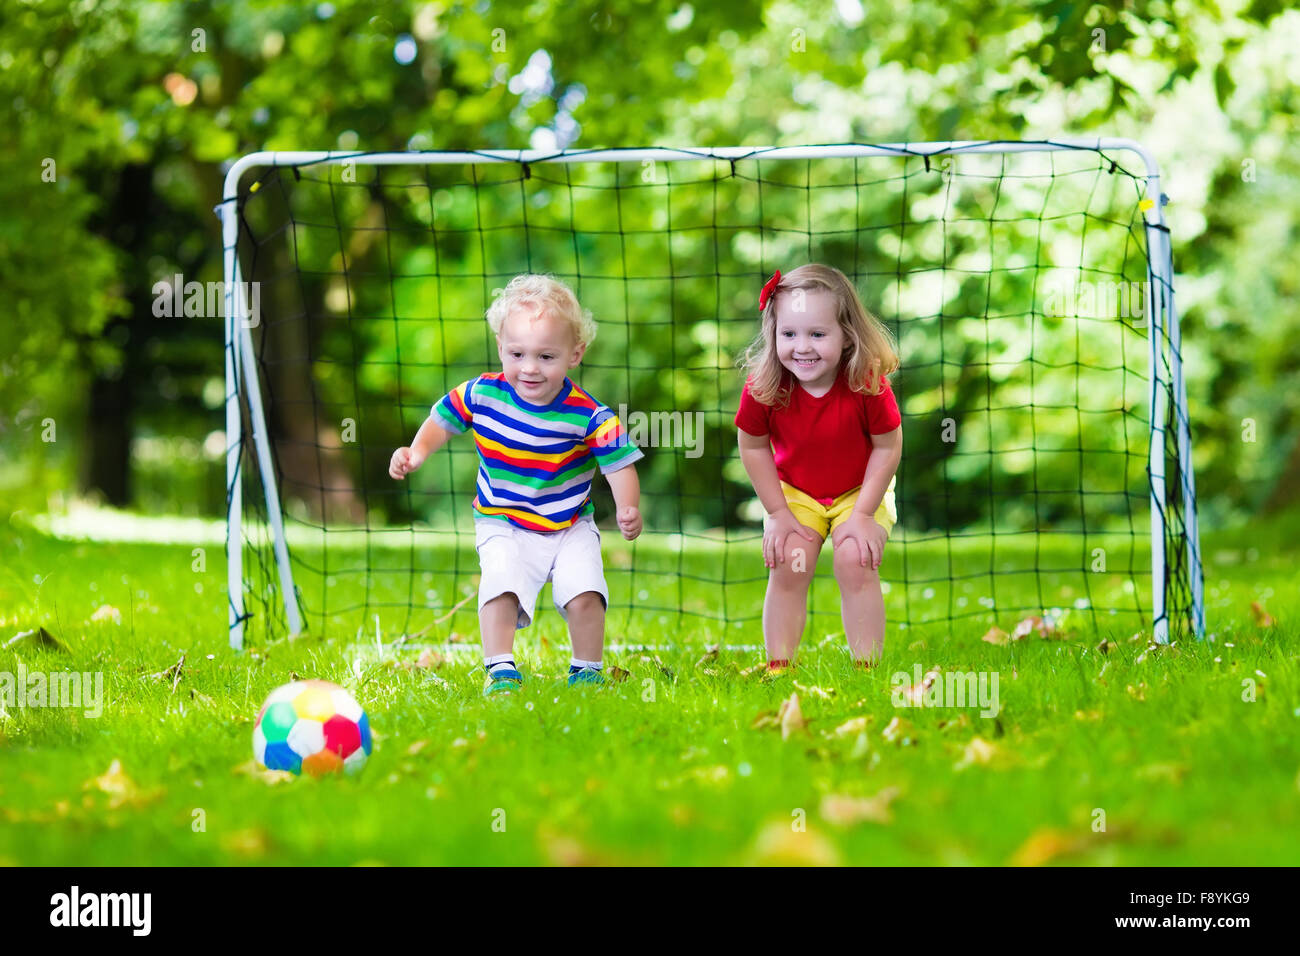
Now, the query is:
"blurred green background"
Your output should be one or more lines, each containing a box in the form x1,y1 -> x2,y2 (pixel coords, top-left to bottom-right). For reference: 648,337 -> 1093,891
1,0 -> 1296,533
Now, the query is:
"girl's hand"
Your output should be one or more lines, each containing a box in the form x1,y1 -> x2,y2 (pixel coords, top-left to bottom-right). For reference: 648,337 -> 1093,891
764,509 -> 819,569
832,513 -> 887,570
389,446 -> 425,480
616,505 -> 642,540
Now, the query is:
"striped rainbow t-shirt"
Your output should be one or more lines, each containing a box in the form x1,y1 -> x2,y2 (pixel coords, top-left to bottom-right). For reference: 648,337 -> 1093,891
431,372 -> 643,532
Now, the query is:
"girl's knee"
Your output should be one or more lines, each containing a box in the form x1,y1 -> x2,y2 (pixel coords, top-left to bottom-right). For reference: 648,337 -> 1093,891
770,560 -> 815,591
833,543 -> 879,586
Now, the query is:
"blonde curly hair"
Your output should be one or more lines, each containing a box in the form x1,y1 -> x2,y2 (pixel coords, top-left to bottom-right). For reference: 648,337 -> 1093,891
486,274 -> 597,347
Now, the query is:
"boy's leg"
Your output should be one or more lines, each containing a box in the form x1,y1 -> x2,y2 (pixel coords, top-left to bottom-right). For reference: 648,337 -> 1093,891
763,530 -> 824,664
479,592 -> 522,658
475,518 -> 544,690
834,539 -> 885,663
551,518 -> 610,679
564,591 -> 605,663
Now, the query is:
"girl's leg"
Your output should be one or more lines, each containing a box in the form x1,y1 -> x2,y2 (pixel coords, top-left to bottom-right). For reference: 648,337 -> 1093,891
833,540 -> 885,663
763,532 -> 824,662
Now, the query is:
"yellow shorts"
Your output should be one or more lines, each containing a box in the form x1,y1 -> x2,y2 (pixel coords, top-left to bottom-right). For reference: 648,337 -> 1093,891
766,476 -> 897,541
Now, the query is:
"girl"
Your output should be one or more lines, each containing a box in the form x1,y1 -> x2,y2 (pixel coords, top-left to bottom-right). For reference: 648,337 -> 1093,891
735,264 -> 902,670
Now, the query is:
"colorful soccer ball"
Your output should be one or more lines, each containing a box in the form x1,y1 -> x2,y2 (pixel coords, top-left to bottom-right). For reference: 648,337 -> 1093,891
253,680 -> 372,777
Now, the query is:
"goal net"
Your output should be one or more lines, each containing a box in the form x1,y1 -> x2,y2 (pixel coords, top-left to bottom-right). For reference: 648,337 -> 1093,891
218,142 -> 1204,651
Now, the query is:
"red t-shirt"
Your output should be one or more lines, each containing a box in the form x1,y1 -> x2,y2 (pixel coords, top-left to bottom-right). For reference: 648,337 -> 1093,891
735,373 -> 902,504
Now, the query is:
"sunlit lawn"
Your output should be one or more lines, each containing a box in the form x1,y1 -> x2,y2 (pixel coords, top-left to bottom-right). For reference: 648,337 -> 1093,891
0,508 -> 1296,865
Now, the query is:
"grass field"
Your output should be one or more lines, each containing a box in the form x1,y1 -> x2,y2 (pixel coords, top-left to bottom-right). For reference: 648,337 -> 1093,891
1,507 -> 1297,866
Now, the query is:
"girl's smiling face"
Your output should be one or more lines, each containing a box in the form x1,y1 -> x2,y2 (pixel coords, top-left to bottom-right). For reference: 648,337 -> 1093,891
496,305 -> 586,405
774,288 -> 846,394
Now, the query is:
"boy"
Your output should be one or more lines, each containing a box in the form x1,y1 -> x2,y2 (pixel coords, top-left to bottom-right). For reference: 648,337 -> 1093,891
390,275 -> 643,695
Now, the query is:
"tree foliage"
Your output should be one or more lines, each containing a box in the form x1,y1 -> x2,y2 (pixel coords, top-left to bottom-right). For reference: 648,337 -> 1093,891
0,0 -> 1295,525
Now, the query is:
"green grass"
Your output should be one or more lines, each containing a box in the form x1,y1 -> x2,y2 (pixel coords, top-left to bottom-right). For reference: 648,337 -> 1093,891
0,509 -> 1297,865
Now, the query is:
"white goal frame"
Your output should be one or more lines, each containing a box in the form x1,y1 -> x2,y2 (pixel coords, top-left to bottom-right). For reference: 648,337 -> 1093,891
217,139 -> 1205,651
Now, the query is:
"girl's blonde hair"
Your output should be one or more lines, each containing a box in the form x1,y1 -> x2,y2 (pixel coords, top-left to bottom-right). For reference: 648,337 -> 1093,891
741,264 -> 899,406
486,274 -> 597,347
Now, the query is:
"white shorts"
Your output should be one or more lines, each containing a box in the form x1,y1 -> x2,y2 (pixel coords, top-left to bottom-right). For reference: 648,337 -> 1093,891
474,514 -> 609,629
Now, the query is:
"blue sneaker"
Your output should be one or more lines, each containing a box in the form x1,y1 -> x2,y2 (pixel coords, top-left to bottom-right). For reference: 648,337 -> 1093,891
484,668 -> 523,696
568,667 -> 606,687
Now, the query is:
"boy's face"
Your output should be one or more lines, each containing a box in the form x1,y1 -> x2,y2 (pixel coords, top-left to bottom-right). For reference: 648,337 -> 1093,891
496,305 -> 586,406
774,288 -> 846,393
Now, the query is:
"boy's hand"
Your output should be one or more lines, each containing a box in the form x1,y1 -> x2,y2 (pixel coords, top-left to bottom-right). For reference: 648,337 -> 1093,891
764,509 -> 818,568
831,513 -> 887,570
616,505 -> 642,540
389,446 -> 425,480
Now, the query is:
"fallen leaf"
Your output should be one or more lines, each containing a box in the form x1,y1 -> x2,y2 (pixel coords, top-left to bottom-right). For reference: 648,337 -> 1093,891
1095,638 -> 1116,655
899,667 -> 941,705
649,655 -> 676,681
687,765 -> 730,784
415,649 -> 446,669
222,828 -> 270,856
1011,616 -> 1053,641
539,827 -> 610,866
936,713 -> 972,734
793,681 -> 835,701
981,626 -> 1010,647
954,736 -> 998,770
882,716 -> 917,746
89,604 -> 122,625
86,759 -> 134,799
1137,762 -> 1187,784
232,760 -> 297,785
1010,827 -> 1090,866
144,653 -> 186,693
83,759 -> 164,809
189,688 -> 216,709
779,693 -> 806,740
3,627 -> 67,652
606,665 -> 630,683
752,821 -> 841,866
833,716 -> 870,738
1250,602 -> 1275,628
820,786 -> 900,826
695,644 -> 720,668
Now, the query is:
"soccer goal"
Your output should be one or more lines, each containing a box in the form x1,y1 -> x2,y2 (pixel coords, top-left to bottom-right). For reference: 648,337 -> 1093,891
218,140 -> 1204,651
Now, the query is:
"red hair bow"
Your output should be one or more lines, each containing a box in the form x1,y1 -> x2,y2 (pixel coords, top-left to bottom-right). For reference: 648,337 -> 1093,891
758,269 -> 781,312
